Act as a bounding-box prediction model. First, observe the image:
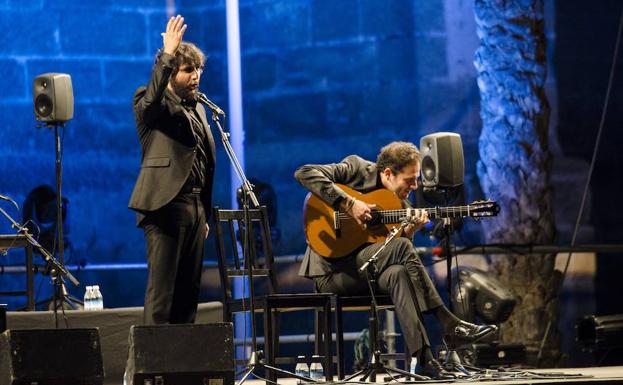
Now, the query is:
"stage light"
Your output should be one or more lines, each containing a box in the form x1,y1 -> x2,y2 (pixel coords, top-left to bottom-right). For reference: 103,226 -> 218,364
577,314 -> 623,351
451,266 -> 517,324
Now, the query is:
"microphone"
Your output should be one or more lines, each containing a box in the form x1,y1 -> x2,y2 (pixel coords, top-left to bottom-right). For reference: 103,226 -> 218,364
197,92 -> 225,116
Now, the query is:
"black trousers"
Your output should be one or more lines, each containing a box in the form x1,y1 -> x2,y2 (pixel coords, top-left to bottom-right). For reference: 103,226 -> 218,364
141,193 -> 206,324
315,238 -> 443,356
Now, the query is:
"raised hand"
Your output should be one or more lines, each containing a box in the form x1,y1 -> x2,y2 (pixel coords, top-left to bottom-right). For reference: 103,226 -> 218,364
162,15 -> 187,55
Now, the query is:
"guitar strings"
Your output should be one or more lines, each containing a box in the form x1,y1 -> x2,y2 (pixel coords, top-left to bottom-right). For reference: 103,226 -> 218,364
336,206 -> 483,221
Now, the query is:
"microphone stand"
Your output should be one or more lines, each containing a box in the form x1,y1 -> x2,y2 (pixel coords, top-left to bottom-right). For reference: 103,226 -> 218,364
346,220 -> 427,382
0,204 -> 79,328
201,100 -> 315,385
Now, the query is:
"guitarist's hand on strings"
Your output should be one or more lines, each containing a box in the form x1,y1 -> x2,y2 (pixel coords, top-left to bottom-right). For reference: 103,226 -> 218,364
403,209 -> 429,238
342,197 -> 376,229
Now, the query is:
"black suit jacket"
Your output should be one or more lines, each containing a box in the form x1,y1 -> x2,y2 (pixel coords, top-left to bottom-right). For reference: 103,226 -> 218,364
128,53 -> 216,224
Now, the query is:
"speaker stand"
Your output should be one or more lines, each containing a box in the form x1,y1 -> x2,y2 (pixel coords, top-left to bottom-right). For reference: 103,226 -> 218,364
34,122 -> 82,319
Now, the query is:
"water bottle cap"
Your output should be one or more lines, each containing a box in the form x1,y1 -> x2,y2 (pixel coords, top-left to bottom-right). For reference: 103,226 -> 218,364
94,285 -> 100,289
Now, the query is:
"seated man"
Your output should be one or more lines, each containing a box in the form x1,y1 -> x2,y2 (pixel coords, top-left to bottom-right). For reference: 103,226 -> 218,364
295,141 -> 496,379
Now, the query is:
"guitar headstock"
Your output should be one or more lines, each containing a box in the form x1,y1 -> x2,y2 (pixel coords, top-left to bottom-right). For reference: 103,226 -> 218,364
468,200 -> 500,218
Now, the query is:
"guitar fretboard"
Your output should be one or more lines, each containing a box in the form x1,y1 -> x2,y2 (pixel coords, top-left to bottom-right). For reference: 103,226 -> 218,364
336,204 -> 494,224
380,207 -> 472,223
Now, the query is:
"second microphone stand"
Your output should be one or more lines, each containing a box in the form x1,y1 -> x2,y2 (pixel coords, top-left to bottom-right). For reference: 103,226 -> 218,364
203,103 -> 316,385
0,204 -> 79,328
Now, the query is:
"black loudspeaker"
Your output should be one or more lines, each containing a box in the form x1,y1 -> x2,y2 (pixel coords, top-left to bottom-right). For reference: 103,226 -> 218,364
125,323 -> 235,385
33,73 -> 74,123
0,328 -> 104,385
419,132 -> 464,187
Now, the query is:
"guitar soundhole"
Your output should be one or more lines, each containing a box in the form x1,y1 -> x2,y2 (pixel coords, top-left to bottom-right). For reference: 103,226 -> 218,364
368,211 -> 383,226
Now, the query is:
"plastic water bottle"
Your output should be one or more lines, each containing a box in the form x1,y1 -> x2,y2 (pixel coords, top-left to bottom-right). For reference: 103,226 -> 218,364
83,286 -> 93,310
294,355 -> 309,383
309,354 -> 324,381
93,285 -> 104,310
409,356 -> 418,375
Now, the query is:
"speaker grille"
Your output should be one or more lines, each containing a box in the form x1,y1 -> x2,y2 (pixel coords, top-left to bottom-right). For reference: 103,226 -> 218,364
35,94 -> 53,118
421,155 -> 436,184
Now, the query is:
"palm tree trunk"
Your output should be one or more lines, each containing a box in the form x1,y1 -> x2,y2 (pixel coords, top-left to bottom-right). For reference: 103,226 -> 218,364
474,0 -> 561,365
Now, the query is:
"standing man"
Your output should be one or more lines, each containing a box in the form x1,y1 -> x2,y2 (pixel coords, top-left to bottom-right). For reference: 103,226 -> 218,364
295,142 -> 496,379
129,15 -> 216,324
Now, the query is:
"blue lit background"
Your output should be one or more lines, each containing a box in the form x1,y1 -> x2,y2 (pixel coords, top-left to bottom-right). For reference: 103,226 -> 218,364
1,0 -> 622,366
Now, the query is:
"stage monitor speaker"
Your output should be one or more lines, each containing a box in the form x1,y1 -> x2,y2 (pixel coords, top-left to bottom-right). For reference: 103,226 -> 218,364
125,323 -> 235,385
419,132 -> 464,188
33,73 -> 74,123
0,328 -> 104,385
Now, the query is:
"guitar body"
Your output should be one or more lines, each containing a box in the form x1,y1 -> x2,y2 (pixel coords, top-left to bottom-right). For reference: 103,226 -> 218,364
303,185 -> 403,258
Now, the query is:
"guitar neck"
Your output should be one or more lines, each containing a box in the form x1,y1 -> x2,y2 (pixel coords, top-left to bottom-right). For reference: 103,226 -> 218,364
376,206 -> 473,223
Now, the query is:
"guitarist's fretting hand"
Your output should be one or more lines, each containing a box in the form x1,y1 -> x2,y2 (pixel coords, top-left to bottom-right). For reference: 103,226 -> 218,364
342,198 -> 376,229
403,209 -> 429,238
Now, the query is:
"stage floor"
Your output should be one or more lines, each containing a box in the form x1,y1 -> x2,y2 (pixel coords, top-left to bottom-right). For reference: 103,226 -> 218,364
245,366 -> 623,384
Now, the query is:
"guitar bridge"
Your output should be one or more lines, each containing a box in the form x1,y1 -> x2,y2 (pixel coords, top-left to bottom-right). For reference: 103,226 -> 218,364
333,211 -> 341,238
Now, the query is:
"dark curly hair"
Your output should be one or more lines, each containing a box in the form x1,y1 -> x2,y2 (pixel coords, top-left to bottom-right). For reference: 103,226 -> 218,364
376,141 -> 421,175
155,41 -> 206,77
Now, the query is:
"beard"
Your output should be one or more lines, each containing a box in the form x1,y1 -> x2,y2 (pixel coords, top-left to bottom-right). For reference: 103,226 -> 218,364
170,79 -> 196,101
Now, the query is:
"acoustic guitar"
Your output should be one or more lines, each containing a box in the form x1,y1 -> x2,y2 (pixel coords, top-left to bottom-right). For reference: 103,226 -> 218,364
303,184 -> 499,258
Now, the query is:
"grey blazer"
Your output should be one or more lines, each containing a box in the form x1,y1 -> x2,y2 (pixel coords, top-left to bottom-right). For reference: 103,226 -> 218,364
294,155 -> 384,277
128,53 -> 216,224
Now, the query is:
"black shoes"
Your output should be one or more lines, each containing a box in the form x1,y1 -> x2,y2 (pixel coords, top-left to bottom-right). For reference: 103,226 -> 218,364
444,320 -> 498,347
422,358 -> 457,380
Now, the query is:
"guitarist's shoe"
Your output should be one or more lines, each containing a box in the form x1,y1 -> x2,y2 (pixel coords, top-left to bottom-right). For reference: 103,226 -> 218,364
443,321 -> 498,347
422,358 -> 457,380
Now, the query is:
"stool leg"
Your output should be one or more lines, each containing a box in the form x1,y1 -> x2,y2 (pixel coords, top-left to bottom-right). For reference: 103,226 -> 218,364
323,300 -> 333,380
336,298 -> 345,379
314,309 -> 322,354
263,302 -> 276,384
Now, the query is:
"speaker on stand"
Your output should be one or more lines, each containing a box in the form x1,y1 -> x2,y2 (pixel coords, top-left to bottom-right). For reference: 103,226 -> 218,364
418,132 -> 465,286
32,73 -> 81,314
419,133 -> 469,371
